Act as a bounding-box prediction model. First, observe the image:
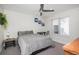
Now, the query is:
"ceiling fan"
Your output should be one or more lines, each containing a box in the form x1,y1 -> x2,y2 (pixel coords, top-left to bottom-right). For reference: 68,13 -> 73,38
39,4 -> 54,16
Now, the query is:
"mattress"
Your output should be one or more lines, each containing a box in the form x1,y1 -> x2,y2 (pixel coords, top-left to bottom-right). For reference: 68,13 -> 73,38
18,34 -> 54,55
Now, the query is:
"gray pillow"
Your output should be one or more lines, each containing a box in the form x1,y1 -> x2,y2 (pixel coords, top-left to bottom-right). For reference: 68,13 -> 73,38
37,31 -> 49,35
18,31 -> 33,36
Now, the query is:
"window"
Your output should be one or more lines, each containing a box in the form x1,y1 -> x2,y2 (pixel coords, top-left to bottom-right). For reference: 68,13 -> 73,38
53,17 -> 69,36
53,19 -> 59,34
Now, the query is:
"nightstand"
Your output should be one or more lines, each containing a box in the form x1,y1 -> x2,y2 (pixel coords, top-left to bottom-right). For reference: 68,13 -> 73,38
3,38 -> 16,49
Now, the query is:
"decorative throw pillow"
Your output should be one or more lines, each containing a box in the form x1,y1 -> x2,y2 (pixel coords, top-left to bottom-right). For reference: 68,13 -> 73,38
18,31 -> 33,36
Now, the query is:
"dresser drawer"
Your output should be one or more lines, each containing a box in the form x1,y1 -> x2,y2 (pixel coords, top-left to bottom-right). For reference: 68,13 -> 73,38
3,38 -> 16,49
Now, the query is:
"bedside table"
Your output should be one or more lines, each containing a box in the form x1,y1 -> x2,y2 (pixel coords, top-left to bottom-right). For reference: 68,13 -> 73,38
3,38 -> 16,49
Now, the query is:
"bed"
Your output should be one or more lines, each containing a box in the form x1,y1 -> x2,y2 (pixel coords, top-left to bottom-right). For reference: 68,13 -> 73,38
18,31 -> 54,55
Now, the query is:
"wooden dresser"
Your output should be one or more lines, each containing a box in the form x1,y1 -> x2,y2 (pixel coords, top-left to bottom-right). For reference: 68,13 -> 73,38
63,38 -> 79,55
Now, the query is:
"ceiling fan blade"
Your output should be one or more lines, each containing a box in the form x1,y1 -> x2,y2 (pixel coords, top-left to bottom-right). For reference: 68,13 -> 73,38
42,10 -> 54,12
39,4 -> 54,16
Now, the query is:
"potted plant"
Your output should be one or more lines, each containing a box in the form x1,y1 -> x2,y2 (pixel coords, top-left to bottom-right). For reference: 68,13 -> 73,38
0,12 -> 8,29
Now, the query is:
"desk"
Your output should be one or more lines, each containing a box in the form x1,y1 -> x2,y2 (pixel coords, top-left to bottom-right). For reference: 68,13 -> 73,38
63,38 -> 79,55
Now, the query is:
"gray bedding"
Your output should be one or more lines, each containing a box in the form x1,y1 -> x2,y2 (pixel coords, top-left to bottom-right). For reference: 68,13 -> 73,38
18,31 -> 54,55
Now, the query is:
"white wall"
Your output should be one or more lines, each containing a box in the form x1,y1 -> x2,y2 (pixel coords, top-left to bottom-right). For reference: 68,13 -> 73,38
45,8 -> 79,44
4,10 -> 47,39
0,7 -> 4,52
2,7 -> 79,44
50,8 -> 79,44
0,5 -> 3,12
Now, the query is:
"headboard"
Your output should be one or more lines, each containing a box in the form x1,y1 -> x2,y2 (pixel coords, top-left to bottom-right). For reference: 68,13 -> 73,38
18,30 -> 34,36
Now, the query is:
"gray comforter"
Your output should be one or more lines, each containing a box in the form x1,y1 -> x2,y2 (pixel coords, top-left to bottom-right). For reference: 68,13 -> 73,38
18,34 -> 54,55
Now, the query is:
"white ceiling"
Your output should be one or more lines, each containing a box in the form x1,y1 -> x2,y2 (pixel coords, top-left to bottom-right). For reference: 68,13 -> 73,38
1,4 -> 79,15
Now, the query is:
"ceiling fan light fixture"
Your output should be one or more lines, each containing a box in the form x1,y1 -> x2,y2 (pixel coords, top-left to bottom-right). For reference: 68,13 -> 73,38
40,12 -> 42,16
